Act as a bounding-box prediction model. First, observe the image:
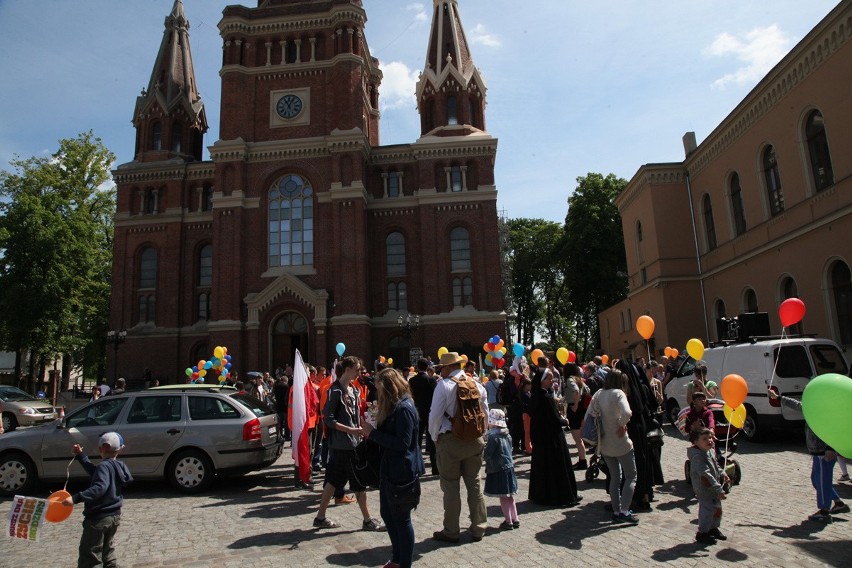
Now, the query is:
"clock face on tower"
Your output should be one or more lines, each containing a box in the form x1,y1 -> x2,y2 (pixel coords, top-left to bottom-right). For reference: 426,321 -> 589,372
276,94 -> 303,119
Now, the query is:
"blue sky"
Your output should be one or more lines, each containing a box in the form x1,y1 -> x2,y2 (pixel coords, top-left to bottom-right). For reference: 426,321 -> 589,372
0,0 -> 841,222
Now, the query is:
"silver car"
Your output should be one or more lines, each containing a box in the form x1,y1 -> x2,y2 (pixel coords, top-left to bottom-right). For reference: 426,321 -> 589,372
0,385 -> 283,495
0,386 -> 57,431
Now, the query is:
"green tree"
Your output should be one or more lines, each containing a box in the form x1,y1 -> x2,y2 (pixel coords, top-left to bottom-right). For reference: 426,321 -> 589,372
0,131 -> 115,389
560,173 -> 628,359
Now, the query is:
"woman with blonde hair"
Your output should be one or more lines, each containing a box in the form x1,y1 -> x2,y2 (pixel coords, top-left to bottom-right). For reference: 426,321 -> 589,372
361,368 -> 425,568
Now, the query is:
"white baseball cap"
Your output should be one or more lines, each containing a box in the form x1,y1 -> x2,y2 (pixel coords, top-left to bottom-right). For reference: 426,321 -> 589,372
99,432 -> 125,451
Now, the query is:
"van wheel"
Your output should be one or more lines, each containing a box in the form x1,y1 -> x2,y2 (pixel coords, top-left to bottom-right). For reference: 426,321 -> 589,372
167,450 -> 214,493
0,452 -> 38,496
741,406 -> 763,442
666,400 -> 680,426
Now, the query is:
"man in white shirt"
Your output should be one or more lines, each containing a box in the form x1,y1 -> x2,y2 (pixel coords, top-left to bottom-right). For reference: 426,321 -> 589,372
428,352 -> 489,543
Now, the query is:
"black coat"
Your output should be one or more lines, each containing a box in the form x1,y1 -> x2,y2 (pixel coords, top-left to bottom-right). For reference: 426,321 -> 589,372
408,371 -> 436,422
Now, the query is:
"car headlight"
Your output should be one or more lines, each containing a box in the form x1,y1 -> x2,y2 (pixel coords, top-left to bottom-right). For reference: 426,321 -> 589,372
19,407 -> 37,415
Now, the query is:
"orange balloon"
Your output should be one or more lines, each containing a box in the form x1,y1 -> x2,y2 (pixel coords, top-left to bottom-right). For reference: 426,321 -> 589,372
664,347 -> 672,358
636,315 -> 655,340
45,490 -> 73,523
530,349 -> 545,365
721,374 -> 748,408
670,348 -> 679,359
602,354 -> 610,365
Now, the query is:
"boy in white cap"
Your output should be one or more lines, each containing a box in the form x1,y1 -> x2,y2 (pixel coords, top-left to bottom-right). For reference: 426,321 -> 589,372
62,432 -> 133,568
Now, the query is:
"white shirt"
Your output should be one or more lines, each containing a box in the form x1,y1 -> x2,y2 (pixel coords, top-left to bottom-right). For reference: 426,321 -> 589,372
428,368 -> 489,442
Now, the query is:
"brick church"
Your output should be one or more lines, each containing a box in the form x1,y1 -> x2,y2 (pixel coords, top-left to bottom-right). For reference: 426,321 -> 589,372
109,0 -> 506,382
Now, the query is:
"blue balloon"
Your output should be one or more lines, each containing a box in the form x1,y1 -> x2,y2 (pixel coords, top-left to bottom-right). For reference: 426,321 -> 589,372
491,335 -> 500,344
513,343 -> 525,358
225,355 -> 232,362
336,342 -> 346,357
210,356 -> 220,366
192,366 -> 199,373
493,350 -> 503,360
225,362 -> 232,370
204,361 -> 213,370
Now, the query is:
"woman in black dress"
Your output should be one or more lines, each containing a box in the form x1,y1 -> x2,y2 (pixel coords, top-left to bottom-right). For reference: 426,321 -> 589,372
527,356 -> 581,507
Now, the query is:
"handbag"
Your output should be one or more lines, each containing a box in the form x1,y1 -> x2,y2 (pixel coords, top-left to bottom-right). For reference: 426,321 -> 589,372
580,391 -> 601,446
646,419 -> 665,447
353,438 -> 382,489
387,475 -> 421,513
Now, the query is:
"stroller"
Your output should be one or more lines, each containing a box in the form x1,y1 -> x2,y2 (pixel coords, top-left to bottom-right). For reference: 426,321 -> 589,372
583,443 -> 609,483
678,399 -> 742,491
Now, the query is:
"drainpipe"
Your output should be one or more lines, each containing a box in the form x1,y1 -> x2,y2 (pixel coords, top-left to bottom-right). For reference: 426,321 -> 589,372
685,170 -> 710,341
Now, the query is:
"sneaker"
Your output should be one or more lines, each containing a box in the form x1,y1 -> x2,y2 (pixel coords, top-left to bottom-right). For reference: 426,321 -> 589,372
695,532 -> 717,544
839,474 -> 850,482
808,510 -> 832,523
830,501 -> 850,514
362,517 -> 386,531
512,520 -> 520,529
312,517 -> 339,529
335,495 -> 357,505
573,460 -> 588,471
708,528 -> 727,540
612,512 -> 639,524
432,530 -> 460,544
499,521 -> 514,530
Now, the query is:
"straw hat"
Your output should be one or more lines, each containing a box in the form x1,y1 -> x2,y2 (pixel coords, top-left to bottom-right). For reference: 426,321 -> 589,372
438,351 -> 465,367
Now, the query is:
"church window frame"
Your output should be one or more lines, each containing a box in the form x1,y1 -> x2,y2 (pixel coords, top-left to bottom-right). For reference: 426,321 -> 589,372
268,174 -> 314,268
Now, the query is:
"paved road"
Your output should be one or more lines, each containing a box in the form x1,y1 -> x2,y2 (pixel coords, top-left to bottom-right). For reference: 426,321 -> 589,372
2,426 -> 850,567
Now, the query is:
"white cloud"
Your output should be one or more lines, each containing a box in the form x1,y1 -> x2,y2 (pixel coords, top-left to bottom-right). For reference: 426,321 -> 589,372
704,24 -> 793,90
469,23 -> 501,48
378,60 -> 419,111
406,3 -> 427,23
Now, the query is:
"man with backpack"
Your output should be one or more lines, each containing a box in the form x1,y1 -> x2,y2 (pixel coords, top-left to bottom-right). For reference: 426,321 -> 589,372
428,351 -> 489,544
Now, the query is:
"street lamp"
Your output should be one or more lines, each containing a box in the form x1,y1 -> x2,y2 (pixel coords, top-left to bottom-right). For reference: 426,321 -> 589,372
106,329 -> 127,383
397,313 -> 420,341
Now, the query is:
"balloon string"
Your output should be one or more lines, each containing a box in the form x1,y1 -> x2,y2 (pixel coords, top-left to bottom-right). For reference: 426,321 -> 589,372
723,422 -> 731,474
766,327 -> 786,391
63,456 -> 75,492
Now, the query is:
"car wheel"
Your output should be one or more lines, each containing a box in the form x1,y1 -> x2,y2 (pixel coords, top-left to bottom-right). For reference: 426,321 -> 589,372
666,399 -> 680,426
0,452 -> 38,496
167,450 -> 214,493
2,413 -> 17,432
741,406 -> 763,442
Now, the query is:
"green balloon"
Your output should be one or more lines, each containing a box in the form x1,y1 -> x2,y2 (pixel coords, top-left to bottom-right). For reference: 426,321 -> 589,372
802,373 -> 852,458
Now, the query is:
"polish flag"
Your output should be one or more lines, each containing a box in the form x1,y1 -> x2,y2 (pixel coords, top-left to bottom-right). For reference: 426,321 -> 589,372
291,349 -> 311,483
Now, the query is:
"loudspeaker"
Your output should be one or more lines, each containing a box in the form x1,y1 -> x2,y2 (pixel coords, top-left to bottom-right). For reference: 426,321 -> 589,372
738,312 -> 770,340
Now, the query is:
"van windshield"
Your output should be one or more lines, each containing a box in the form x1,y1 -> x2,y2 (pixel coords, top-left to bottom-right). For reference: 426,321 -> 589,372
774,345 -> 812,378
809,344 -> 850,376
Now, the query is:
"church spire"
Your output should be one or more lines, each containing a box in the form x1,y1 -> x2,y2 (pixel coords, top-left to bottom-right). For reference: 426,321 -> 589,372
133,0 -> 208,162
416,0 -> 487,136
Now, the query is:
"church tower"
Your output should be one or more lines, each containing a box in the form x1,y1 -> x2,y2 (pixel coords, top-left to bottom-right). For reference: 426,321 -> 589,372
132,0 -> 208,162
416,0 -> 487,136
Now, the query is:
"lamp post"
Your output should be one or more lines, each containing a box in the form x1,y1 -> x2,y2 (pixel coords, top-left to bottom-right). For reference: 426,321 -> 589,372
397,313 -> 420,367
106,329 -> 127,384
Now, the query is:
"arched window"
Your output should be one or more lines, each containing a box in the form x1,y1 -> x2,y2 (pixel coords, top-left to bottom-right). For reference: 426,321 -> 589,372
763,145 -> 784,216
197,293 -> 210,321
829,261 -> 852,344
269,174 -> 314,267
139,248 -> 157,289
447,96 -> 458,125
387,282 -> 408,311
386,232 -> 406,276
450,227 -> 471,271
780,276 -> 802,335
743,288 -> 758,312
702,194 -> 717,251
452,276 -> 473,307
450,166 -> 463,192
730,173 -> 747,236
171,123 -> 182,153
152,123 -> 162,151
714,298 -> 726,321
198,245 -> 213,287
387,171 -> 401,198
805,110 -> 834,192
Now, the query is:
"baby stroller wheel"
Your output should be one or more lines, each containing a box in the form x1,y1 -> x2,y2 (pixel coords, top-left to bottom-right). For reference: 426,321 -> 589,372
684,459 -> 691,484
585,463 -> 600,482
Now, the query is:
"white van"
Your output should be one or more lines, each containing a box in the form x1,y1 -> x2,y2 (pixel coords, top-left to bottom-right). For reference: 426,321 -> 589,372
663,337 -> 849,441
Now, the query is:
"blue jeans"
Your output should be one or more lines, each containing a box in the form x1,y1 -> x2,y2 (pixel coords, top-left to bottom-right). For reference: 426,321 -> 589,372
78,514 -> 120,568
602,449 -> 637,514
380,481 -> 415,568
811,454 -> 839,511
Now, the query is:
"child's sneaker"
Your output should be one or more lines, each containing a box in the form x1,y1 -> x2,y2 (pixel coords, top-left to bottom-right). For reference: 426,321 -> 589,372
708,528 -> 727,540
312,517 -> 339,529
362,517 -> 386,531
830,501 -> 850,514
808,510 -> 832,523
695,532 -> 717,544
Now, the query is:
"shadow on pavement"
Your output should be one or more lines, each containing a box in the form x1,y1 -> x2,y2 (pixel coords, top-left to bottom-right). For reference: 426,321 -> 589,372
534,502 -> 631,550
651,541 -> 715,562
228,527 -> 361,550
794,538 -> 852,566
738,516 -> 844,540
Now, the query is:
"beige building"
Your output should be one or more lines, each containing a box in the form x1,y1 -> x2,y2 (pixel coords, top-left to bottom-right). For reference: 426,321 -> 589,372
600,1 -> 852,360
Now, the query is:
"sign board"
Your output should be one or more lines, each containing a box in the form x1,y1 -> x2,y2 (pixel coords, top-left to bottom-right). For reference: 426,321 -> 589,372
408,347 -> 423,366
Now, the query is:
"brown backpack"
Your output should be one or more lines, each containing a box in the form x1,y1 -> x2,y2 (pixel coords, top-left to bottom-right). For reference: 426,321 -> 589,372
448,375 -> 487,440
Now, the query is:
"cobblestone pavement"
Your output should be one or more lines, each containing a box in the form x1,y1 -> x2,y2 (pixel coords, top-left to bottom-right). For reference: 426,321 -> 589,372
2,426 -> 850,567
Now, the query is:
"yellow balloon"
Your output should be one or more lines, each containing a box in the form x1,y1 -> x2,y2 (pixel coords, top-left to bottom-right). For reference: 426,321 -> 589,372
437,347 -> 448,359
723,403 -> 747,429
213,346 -> 225,359
387,358 -> 393,365
556,347 -> 569,365
198,369 -> 207,377
686,338 -> 704,361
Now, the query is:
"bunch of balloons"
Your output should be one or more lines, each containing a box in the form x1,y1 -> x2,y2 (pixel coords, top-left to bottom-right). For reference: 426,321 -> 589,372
185,345 -> 232,383
483,335 -> 507,368
376,355 -> 395,366
720,373 -> 748,429
555,347 -> 576,365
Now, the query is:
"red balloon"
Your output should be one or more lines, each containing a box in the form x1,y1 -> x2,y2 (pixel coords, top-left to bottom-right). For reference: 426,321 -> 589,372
568,350 -> 576,363
487,341 -> 496,351
779,298 -> 806,328
496,358 -> 505,368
